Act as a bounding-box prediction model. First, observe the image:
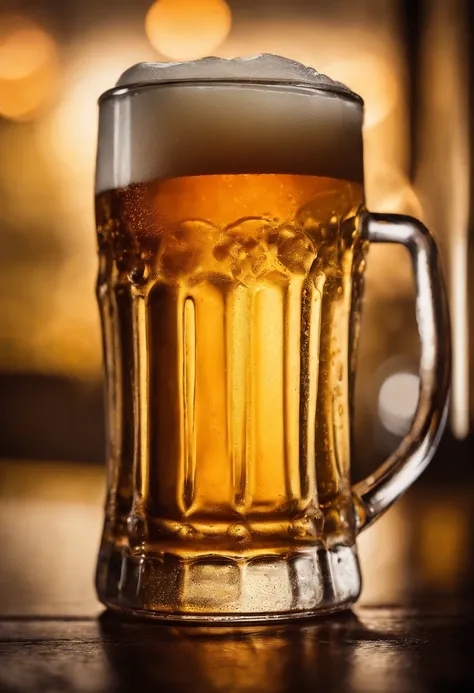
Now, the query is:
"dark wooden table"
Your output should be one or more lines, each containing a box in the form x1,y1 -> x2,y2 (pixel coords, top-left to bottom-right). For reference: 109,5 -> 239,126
1,460 -> 473,693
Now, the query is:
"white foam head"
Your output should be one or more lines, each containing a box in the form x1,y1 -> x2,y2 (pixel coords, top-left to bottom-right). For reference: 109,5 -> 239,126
115,54 -> 357,94
96,55 -> 364,194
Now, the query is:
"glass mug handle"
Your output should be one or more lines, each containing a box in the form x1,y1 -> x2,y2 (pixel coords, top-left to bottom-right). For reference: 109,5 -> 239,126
353,212 -> 451,532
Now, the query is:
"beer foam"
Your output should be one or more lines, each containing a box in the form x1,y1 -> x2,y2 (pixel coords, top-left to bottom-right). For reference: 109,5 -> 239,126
114,54 -> 357,96
96,55 -> 364,193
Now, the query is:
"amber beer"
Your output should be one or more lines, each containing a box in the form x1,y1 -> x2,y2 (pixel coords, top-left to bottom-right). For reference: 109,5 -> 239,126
96,174 -> 365,583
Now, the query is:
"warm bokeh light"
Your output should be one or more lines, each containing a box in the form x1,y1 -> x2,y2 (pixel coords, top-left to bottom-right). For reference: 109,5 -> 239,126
418,496 -> 470,590
13,30 -> 156,377
378,372 -> 419,436
324,55 -> 399,130
366,165 -> 423,218
358,499 -> 410,604
145,0 -> 231,61
416,0 -> 470,439
42,29 -> 155,191
0,14 -> 58,121
0,461 -> 103,616
0,23 -> 54,80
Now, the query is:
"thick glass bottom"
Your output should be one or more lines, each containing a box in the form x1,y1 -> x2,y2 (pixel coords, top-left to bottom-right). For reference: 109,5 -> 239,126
96,542 -> 361,622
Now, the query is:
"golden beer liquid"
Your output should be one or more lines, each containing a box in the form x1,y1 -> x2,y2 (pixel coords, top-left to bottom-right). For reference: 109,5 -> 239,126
96,173 -> 365,563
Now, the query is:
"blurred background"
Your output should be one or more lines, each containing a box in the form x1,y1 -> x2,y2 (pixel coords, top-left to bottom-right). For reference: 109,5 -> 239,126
0,0 -> 473,614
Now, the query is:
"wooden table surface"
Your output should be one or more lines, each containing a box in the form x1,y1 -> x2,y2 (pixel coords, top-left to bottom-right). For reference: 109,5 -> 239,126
1,460 -> 473,693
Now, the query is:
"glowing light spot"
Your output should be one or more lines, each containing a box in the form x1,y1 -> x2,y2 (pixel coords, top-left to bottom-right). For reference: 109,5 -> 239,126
0,15 -> 57,121
366,166 -> 423,218
145,0 -> 231,61
378,372 -> 419,437
324,55 -> 399,129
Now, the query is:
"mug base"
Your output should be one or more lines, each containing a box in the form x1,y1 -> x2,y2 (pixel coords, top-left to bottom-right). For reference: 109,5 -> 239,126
96,542 -> 361,622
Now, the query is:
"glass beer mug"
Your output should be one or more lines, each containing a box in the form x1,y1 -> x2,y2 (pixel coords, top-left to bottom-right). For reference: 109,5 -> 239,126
94,56 -> 450,621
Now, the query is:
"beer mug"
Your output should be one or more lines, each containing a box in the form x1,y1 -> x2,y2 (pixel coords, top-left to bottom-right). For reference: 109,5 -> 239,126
94,56 -> 450,621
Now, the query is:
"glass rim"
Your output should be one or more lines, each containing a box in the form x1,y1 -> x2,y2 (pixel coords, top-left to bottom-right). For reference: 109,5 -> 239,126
98,78 -> 364,107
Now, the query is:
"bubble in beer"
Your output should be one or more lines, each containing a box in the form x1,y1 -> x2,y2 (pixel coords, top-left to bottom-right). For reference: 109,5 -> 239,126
227,523 -> 251,543
128,258 -> 150,285
274,225 -> 315,275
225,217 -> 271,239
